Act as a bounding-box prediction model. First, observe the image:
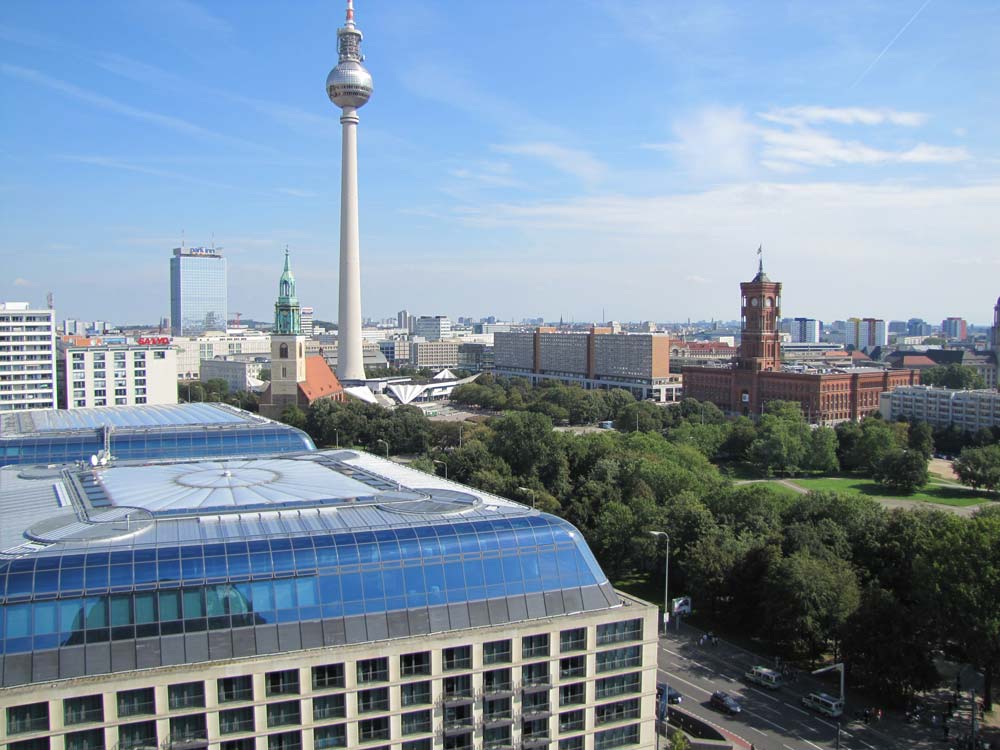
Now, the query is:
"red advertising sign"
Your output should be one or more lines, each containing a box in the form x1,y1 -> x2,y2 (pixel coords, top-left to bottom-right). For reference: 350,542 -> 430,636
138,337 -> 171,346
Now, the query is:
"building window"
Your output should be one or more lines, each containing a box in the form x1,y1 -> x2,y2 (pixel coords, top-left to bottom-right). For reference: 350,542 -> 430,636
118,721 -> 157,750
358,717 -> 390,742
559,683 -> 585,707
402,741 -> 431,750
596,646 -> 641,673
483,668 -> 512,694
65,729 -> 104,750
218,676 -> 253,704
595,699 -> 640,725
522,691 -> 550,716
443,645 -> 472,671
483,697 -> 512,723
117,688 -> 155,718
266,669 -> 300,696
483,725 -> 511,750
560,628 -> 587,652
522,662 -> 550,687
401,710 -> 432,736
559,710 -> 585,733
6,703 -> 49,735
357,657 -> 388,684
522,634 -> 549,659
169,715 -> 207,743
64,696 -> 103,725
358,688 -> 389,714
596,619 -> 643,645
314,725 -> 347,750
219,707 -> 255,734
154,351 -> 166,359
400,681 -> 431,707
313,694 -> 346,721
594,724 -> 640,750
222,741 -> 254,750
522,718 -> 549,742
595,673 -> 641,699
400,651 -> 431,677
560,737 -> 584,750
444,673 -> 473,700
168,682 -> 205,710
313,663 -> 345,690
8,740 -> 50,750
443,732 -> 473,750
266,701 -> 301,728
560,655 -> 587,679
483,639 -> 511,665
268,731 -> 301,750
280,343 -> 289,359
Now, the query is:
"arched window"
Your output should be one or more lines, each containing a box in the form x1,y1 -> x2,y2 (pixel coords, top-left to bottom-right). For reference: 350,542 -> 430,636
279,343 -> 288,359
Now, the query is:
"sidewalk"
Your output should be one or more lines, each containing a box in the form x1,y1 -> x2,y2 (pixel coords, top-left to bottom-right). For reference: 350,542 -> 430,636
663,622 -> 999,749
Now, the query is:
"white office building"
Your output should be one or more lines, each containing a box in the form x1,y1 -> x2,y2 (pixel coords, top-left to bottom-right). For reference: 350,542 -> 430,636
59,343 -> 178,409
0,302 -> 57,413
173,333 -> 272,380
414,316 -> 452,341
880,386 -> 1000,432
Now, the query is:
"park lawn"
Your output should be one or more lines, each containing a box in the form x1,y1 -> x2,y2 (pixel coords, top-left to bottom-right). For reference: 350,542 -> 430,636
752,481 -> 803,499
788,476 -> 994,507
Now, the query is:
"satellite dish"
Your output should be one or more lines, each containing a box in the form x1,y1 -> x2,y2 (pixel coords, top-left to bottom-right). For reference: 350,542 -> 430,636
90,455 -> 99,467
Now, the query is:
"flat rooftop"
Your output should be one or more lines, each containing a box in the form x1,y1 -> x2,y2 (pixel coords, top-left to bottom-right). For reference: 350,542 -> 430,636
0,403 -> 258,437
0,450 -> 531,554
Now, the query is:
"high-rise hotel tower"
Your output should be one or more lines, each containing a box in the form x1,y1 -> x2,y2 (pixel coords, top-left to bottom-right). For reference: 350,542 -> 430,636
327,0 -> 372,383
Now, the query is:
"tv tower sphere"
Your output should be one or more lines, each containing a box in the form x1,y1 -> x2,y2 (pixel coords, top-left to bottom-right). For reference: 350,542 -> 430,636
326,1 -> 372,109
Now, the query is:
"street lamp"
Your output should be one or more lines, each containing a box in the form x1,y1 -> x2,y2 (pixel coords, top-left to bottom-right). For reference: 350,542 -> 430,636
433,459 -> 448,480
516,486 -> 536,509
812,661 -> 845,748
334,429 -> 339,449
376,439 -> 390,459
648,531 -> 669,634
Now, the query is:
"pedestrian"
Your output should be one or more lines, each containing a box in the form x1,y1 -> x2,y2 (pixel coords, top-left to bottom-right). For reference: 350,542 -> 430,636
864,708 -> 871,724
877,708 -> 883,721
932,713 -> 938,727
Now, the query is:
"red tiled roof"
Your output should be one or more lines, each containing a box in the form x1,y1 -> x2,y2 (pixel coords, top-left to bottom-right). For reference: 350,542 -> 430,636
298,356 -> 343,403
901,355 -> 937,367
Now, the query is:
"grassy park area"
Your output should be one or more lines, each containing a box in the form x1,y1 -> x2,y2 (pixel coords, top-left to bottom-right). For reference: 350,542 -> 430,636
787,475 -> 994,507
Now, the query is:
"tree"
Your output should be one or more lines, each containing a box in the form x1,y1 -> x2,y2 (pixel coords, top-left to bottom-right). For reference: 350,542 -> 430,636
840,584 -> 939,703
748,402 -> 811,476
615,401 -> 663,433
907,420 -> 935,458
917,510 -> 1000,710
807,426 -> 840,473
848,417 -> 904,474
488,411 -> 558,477
953,444 -> 1000,493
670,732 -> 691,750
920,363 -> 986,390
258,368 -> 271,381
762,551 -> 861,661
279,405 -> 306,430
872,449 -> 929,494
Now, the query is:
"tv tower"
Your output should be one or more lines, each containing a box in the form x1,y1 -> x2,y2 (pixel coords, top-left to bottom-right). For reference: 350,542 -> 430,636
327,0 -> 373,382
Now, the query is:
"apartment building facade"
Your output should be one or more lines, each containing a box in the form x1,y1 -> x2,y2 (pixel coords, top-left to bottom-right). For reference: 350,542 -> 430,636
0,302 -> 57,413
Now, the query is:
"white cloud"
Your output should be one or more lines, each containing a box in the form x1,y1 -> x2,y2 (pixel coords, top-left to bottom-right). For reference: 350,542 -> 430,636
759,106 -> 926,128
898,144 -> 970,163
493,142 -> 606,185
12,277 -> 34,287
645,106 -> 756,180
1,64 -> 271,153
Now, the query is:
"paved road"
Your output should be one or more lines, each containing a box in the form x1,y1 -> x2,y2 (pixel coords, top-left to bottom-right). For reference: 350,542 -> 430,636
657,624 -> 955,750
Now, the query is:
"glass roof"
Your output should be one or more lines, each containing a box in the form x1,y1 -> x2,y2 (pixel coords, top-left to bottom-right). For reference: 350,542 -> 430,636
1,403 -> 252,436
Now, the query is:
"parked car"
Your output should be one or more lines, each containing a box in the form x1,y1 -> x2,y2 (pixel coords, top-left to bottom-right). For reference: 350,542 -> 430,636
710,691 -> 742,714
744,665 -> 783,689
666,685 -> 683,704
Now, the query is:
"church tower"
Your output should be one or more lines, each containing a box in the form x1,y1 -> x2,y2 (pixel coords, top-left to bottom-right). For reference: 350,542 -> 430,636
268,249 -> 306,411
737,256 -> 782,372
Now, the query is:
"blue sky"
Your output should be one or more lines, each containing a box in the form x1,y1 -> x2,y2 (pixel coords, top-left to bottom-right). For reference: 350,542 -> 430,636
2,0 -> 998,326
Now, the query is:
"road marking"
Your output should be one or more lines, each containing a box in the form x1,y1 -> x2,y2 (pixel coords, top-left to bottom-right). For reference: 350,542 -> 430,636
750,727 -> 767,735
660,672 -> 712,696
748,687 -> 780,702
800,739 -> 825,750
783,701 -> 810,716
814,717 -> 838,730
661,647 -> 716,675
741,707 -> 788,732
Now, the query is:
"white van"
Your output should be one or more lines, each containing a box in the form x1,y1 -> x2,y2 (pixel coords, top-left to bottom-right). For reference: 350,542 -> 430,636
744,665 -> 783,689
801,692 -> 844,718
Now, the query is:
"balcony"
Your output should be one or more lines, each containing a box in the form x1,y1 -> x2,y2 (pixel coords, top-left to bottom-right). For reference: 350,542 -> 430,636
520,736 -> 550,750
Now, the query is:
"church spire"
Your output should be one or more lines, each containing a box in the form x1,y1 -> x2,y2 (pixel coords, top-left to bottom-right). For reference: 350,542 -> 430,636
274,248 -> 302,335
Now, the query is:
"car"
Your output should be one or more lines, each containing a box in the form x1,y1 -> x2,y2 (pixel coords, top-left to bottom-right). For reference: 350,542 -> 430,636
710,691 -> 742,714
666,685 -> 683,704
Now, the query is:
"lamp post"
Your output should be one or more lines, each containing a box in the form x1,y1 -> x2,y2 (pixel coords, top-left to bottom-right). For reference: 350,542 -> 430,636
516,486 -> 536,509
648,531 -> 669,634
376,439 -> 389,459
433,459 -> 448,480
812,662 -> 845,737
334,429 -> 339,449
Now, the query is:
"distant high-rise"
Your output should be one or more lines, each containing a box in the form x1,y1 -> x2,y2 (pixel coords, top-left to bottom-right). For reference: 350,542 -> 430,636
907,318 -> 932,337
992,297 -> 1000,352
397,309 -> 409,330
170,246 -> 227,336
788,317 -> 820,344
414,315 -> 452,341
846,317 -> 887,351
301,306 -> 315,336
0,302 -> 56,412
327,0 -> 373,382
941,317 -> 967,340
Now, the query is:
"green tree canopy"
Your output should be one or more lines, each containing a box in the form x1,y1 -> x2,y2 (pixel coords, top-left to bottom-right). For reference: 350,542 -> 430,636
920,363 -> 986,390
953,444 -> 1000,493
872,449 -> 929,494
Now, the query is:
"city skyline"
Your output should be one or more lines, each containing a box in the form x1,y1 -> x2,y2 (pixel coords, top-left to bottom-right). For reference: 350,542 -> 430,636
2,1 -> 999,324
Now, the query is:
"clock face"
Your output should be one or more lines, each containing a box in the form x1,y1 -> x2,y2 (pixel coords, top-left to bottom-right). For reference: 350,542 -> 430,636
765,297 -> 773,307
750,298 -> 759,307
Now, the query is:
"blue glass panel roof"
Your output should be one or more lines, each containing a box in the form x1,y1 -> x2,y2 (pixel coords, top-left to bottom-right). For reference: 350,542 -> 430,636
1,403 -> 250,435
0,449 -> 620,663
